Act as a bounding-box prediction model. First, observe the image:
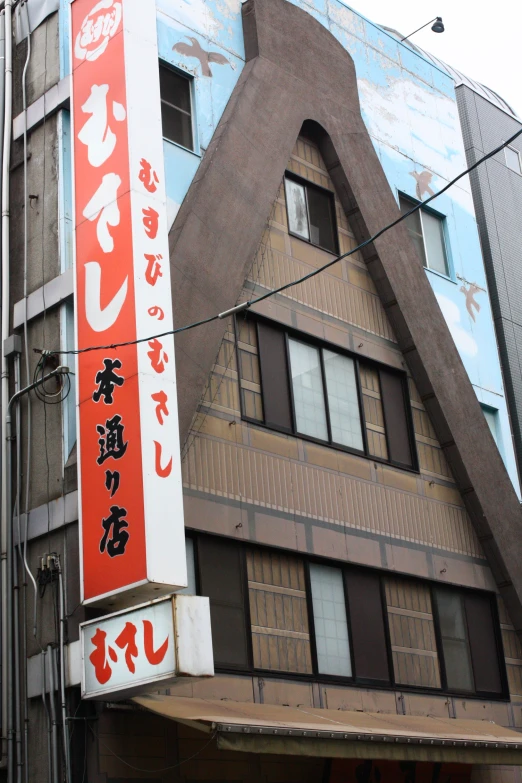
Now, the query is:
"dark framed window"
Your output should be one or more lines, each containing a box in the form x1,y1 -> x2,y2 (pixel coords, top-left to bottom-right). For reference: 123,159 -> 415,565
197,536 -> 250,670
194,534 -> 508,699
433,586 -> 505,697
237,316 -> 417,471
399,194 -> 450,277
159,62 -> 194,151
284,173 -> 338,254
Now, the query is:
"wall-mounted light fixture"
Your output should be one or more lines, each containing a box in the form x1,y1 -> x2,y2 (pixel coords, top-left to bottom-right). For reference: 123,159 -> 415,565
401,17 -> 444,42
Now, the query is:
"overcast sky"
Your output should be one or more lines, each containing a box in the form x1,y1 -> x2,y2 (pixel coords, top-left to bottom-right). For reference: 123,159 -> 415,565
346,0 -> 522,118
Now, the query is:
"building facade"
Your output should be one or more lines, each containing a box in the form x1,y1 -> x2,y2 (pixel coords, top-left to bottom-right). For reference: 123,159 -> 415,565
455,82 -> 522,484
4,0 -> 522,781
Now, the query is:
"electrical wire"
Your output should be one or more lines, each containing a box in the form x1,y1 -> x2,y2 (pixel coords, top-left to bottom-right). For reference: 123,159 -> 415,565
88,724 -> 217,774
45,125 -> 522,359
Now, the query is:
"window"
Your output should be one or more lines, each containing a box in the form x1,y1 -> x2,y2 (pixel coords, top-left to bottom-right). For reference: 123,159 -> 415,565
241,316 -> 416,470
284,174 -> 338,253
399,195 -> 449,277
505,146 -> 522,175
197,537 -> 249,669
482,405 -> 500,446
195,535 -> 506,698
344,569 -> 390,683
434,587 -> 504,696
310,564 -> 352,677
159,63 -> 193,151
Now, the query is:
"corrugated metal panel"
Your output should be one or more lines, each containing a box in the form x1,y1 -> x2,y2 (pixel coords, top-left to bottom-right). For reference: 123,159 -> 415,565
182,435 -> 483,558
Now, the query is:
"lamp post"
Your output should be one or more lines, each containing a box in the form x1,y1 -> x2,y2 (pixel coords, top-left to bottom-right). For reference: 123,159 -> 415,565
401,17 -> 444,42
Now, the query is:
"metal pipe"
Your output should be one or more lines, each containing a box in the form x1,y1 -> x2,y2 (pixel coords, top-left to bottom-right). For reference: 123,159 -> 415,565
1,0 -> 12,771
20,7 -> 32,781
46,646 -> 58,783
57,565 -> 70,783
0,9 -> 6,765
12,354 -> 20,783
5,367 -> 69,781
40,650 -> 51,783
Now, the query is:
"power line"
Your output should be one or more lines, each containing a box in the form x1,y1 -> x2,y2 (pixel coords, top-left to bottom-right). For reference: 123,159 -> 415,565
46,126 -> 522,358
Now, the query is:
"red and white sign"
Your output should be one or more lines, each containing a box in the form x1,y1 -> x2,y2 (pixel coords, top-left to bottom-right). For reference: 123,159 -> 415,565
71,0 -> 187,604
81,595 -> 214,699
81,597 -> 176,698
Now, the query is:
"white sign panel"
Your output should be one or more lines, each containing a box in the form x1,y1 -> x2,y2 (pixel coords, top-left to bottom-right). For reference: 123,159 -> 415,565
82,598 -> 176,699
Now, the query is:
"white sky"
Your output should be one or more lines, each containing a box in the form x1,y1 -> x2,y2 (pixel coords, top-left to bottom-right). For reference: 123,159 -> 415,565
347,0 -> 522,117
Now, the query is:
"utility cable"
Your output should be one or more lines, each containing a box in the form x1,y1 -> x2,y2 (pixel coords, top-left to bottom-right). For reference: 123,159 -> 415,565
45,128 -> 522,356
47,125 -> 522,360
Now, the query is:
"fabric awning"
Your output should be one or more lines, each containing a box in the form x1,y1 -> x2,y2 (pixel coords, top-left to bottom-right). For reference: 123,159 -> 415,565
133,694 -> 522,764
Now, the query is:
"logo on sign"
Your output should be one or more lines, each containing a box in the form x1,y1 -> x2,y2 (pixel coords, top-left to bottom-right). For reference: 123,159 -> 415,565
74,0 -> 122,62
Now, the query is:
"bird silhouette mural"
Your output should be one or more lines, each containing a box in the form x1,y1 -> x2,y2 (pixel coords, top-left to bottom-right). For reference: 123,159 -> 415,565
172,37 -> 232,77
459,282 -> 482,322
411,170 -> 435,200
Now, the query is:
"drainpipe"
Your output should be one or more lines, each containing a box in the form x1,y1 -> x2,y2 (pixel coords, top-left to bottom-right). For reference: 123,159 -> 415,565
5,367 -> 69,782
46,646 -> 58,783
1,0 -> 11,769
57,563 -> 71,783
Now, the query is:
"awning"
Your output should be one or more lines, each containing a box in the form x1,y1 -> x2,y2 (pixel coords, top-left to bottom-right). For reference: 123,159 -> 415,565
133,694 -> 522,765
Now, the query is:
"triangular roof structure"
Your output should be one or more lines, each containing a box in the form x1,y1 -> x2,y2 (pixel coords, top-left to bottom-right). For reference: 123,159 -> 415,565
168,0 -> 522,631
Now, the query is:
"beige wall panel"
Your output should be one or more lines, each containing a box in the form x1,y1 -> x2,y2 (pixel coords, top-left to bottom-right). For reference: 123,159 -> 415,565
385,544 -> 430,578
400,692 -> 451,718
254,512 -> 307,552
183,494 -> 249,539
247,549 -> 313,674
169,674 -> 255,702
385,577 -> 441,689
452,700 -> 511,724
322,685 -> 398,714
431,555 -> 496,592
183,437 -> 484,560
259,679 -> 314,707
248,249 -> 396,341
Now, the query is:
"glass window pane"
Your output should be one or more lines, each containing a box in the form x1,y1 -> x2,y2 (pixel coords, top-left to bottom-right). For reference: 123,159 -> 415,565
436,590 -> 467,640
421,210 -> 449,275
505,147 -> 522,174
482,406 -> 498,444
288,339 -> 328,440
285,179 -> 309,240
323,349 -> 363,450
310,564 -> 352,677
161,102 -> 193,150
400,197 -> 426,266
160,66 -> 191,113
435,589 -> 475,692
441,638 -> 474,692
307,186 -> 336,252
178,538 -> 196,595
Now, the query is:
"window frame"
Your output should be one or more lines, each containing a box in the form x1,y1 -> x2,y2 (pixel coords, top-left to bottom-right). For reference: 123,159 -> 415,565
505,145 -> 522,175
431,583 -> 507,700
237,314 -> 418,473
193,533 -> 509,700
159,61 -> 196,153
284,171 -> 339,255
399,193 -> 451,279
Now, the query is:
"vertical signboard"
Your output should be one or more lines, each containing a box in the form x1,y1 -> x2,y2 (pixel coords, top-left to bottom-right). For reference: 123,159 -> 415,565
71,0 -> 187,604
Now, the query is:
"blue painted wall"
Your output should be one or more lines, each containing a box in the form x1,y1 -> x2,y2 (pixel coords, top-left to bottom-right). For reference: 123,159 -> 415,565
59,0 -> 521,493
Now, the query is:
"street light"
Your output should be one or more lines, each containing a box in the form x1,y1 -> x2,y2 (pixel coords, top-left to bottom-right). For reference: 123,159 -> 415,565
401,17 -> 445,42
